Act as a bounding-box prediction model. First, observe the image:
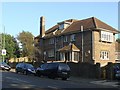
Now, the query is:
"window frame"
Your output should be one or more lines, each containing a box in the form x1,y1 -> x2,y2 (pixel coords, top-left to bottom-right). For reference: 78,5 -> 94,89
70,34 -> 75,41
100,31 -> 113,42
48,49 -> 55,57
63,36 -> 68,42
100,51 -> 109,60
49,38 -> 54,44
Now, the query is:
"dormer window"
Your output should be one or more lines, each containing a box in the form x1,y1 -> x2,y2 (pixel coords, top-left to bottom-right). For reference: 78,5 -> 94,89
59,24 -> 64,30
58,22 -> 71,30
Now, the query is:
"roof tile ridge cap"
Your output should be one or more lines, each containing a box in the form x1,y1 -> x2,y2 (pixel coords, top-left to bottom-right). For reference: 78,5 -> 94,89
92,17 -> 98,28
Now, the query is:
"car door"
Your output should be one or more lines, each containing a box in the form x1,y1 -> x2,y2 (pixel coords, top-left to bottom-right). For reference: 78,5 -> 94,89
16,63 -> 21,72
20,63 -> 25,73
40,63 -> 48,76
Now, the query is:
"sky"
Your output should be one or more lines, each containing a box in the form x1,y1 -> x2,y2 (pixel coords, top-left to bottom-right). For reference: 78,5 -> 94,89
0,1 -> 119,38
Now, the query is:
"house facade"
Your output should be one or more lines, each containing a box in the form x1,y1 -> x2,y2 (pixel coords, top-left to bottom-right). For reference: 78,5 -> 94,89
115,42 -> 120,63
35,16 -> 119,66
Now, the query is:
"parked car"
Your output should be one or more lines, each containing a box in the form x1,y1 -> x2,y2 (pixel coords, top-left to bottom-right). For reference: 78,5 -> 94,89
113,63 -> 120,80
16,62 -> 36,75
0,62 -> 11,71
36,62 -> 71,80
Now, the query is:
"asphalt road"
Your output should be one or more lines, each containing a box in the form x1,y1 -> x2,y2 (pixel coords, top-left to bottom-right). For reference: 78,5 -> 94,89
0,70 -> 120,90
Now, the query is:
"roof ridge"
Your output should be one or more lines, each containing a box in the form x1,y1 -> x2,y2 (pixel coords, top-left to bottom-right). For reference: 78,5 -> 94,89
92,17 -> 97,28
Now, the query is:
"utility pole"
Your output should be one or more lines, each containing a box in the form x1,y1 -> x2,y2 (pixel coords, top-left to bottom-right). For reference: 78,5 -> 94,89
81,26 -> 84,62
0,31 -> 2,62
1,25 -> 6,62
3,26 -> 5,62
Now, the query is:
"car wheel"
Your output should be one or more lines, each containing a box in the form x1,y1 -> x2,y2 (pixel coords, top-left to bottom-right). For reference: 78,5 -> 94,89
7,69 -> 10,71
2,68 -> 5,71
24,70 -> 27,75
48,75 -> 55,79
37,72 -> 41,77
34,73 -> 37,76
62,78 -> 67,80
16,70 -> 18,74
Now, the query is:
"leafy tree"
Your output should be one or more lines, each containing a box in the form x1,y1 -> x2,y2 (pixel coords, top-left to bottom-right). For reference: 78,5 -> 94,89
0,33 -> 20,61
34,38 -> 42,62
17,31 -> 35,61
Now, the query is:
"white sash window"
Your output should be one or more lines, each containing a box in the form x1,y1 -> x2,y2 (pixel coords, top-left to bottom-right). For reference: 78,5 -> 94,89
101,31 -> 113,42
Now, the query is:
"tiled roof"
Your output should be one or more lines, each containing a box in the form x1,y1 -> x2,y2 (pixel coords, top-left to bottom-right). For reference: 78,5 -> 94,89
58,44 -> 80,52
61,17 -> 118,35
37,17 -> 119,39
45,25 -> 59,34
93,17 -> 118,33
62,17 -> 96,34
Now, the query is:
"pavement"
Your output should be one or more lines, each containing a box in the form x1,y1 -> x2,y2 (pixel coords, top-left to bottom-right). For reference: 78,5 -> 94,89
70,76 -> 120,88
10,69 -> 120,88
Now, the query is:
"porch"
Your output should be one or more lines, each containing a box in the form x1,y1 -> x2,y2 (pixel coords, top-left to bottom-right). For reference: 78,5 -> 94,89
57,43 -> 80,62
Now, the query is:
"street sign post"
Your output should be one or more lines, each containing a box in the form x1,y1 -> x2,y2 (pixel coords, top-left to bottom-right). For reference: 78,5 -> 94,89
2,49 -> 6,56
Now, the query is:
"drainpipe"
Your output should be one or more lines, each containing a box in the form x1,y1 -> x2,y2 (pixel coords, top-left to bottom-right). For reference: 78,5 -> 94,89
81,26 -> 84,62
92,30 -> 95,63
54,37 -> 56,60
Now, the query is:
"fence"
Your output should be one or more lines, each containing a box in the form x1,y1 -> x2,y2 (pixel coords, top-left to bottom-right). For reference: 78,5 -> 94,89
67,62 -> 101,79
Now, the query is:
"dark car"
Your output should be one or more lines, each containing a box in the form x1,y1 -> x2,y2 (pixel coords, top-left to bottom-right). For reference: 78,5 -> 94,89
36,62 -> 70,80
16,62 -> 36,75
0,62 -> 11,71
113,63 -> 120,80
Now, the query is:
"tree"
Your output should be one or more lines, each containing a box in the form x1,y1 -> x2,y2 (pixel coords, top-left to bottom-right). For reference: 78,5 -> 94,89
17,31 -> 35,61
0,33 -> 20,61
13,38 -> 21,58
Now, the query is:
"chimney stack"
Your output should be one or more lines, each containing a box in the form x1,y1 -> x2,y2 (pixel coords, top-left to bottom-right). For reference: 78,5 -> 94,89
40,16 -> 45,37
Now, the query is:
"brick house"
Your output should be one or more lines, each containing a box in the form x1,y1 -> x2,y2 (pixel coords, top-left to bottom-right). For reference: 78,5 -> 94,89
35,16 -> 119,66
115,42 -> 120,63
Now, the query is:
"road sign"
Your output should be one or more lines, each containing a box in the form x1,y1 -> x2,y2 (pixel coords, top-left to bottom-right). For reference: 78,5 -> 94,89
2,49 -> 6,56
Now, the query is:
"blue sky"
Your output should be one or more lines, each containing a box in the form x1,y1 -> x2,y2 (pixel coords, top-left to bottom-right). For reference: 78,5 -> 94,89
1,2 -> 119,38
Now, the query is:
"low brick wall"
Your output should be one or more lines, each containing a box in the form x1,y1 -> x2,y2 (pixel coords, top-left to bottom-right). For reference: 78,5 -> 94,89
101,62 -> 120,80
67,62 -> 101,79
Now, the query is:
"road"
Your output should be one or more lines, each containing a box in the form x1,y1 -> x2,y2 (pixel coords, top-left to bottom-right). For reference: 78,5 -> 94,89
0,70 -> 120,90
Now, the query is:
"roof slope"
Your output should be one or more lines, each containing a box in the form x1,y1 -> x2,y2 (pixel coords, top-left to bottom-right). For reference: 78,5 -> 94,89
93,17 -> 117,32
58,44 -> 80,52
37,17 -> 119,39
62,17 -> 96,34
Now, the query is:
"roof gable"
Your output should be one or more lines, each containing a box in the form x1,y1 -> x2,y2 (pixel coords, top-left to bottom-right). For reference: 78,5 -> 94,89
93,17 -> 117,33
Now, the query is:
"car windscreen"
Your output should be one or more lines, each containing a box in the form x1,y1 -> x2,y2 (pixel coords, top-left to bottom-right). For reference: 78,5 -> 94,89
58,63 -> 70,71
40,64 -> 48,69
26,64 -> 34,69
0,62 -> 9,67
47,63 -> 58,69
